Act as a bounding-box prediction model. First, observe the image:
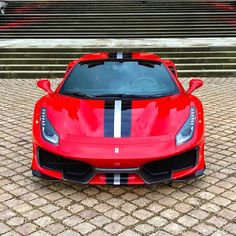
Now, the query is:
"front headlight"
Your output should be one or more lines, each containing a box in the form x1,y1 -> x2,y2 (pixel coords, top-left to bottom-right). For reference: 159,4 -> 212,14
176,106 -> 196,145
41,108 -> 59,145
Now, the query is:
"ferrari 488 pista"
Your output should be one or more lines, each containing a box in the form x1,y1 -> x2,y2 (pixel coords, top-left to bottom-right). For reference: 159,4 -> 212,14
32,52 -> 205,185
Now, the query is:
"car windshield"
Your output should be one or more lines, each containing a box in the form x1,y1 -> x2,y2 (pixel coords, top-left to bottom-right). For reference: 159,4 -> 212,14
59,61 -> 179,98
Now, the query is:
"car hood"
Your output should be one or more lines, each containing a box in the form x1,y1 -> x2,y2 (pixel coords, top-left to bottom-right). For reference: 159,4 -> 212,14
45,93 -> 190,140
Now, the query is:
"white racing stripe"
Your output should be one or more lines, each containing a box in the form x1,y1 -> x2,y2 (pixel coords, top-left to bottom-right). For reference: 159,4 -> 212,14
117,52 -> 123,59
114,100 -> 122,138
114,173 -> 121,185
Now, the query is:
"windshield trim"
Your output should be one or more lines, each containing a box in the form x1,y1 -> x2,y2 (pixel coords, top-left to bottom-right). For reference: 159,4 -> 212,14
59,59 -> 180,99
59,91 -> 179,100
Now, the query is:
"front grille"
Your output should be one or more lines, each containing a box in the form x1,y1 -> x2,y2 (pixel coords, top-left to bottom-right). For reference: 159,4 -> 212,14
140,158 -> 172,183
172,149 -> 198,171
37,147 -> 198,184
37,149 -> 94,183
140,148 -> 198,183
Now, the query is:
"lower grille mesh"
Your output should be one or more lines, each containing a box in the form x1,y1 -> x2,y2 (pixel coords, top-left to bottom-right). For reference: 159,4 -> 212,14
172,149 -> 198,171
37,147 -> 198,184
37,149 -> 94,183
140,148 -> 198,183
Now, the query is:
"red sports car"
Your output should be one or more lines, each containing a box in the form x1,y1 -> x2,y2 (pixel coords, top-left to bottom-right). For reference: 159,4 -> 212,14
32,52 -> 205,185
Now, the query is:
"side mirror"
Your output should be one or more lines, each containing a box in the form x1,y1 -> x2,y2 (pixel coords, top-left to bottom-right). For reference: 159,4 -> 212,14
37,79 -> 53,94
187,79 -> 203,94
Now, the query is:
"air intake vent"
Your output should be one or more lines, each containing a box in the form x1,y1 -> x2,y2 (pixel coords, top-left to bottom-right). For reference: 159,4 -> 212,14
37,148 -> 94,183
140,148 -> 198,183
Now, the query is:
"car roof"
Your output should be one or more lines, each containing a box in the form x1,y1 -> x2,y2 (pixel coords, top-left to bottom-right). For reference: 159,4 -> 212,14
78,52 -> 163,63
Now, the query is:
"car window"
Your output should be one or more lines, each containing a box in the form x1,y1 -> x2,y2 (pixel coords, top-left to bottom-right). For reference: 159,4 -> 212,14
60,61 -> 179,98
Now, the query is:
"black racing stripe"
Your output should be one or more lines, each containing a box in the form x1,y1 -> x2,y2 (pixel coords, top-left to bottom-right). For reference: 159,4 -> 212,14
106,173 -> 114,184
108,52 -> 117,59
120,173 -> 129,185
123,52 -> 132,59
121,100 -> 132,137
104,100 -> 114,137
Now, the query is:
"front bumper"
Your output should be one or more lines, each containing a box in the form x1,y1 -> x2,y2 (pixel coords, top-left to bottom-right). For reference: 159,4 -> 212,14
32,144 -> 205,185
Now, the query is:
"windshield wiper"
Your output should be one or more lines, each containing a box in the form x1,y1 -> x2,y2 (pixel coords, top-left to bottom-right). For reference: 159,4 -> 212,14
95,93 -> 156,98
61,91 -> 94,98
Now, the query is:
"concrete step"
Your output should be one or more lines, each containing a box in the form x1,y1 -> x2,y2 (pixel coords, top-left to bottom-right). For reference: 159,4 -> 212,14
0,47 -> 236,78
1,69 -> 236,79
1,0 -> 236,38
2,51 -> 236,58
1,63 -> 236,71
1,57 -> 236,64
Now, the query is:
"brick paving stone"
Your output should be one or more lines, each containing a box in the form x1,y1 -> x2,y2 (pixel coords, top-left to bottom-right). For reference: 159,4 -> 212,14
118,229 -> 141,236
81,197 -> 98,207
89,215 -> 111,227
211,196 -> 232,207
132,197 -> 151,207
74,222 -> 96,234
122,193 -> 138,201
218,208 -> 236,220
7,216 -> 25,226
135,223 -> 155,234
228,203 -> 236,211
29,230 -> 51,236
58,230 -> 81,236
45,223 -> 65,235
119,216 -> 139,226
173,202 -> 193,213
1,231 -> 22,236
132,209 -> 153,220
223,223 -> 236,235
93,203 -> 112,213
207,216 -> 228,228
106,197 -> 125,207
163,222 -> 186,234
158,196 -> 178,206
51,209 -> 71,220
16,223 -> 37,235
160,209 -> 180,220
88,230 -> 110,236
147,216 -> 168,227
104,209 -> 125,220
188,209 -> 209,220
213,231 -> 234,236
34,216 -> 54,227
22,209 -> 44,220
67,204 -> 84,214
0,78 -> 235,235
0,210 -> 16,221
121,202 -> 137,213
146,203 -> 165,213
150,231 -> 172,236
177,215 -> 199,227
104,222 -> 125,234
0,223 -> 11,234
193,223 -> 217,235
200,202 -> 221,213
63,215 -> 84,227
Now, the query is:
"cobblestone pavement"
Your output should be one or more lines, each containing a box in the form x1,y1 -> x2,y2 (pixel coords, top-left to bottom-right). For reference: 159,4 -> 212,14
0,78 -> 235,236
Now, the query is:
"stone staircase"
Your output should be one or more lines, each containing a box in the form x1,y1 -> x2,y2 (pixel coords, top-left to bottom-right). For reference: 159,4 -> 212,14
0,47 -> 236,78
1,0 -> 236,38
0,0 -> 236,78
